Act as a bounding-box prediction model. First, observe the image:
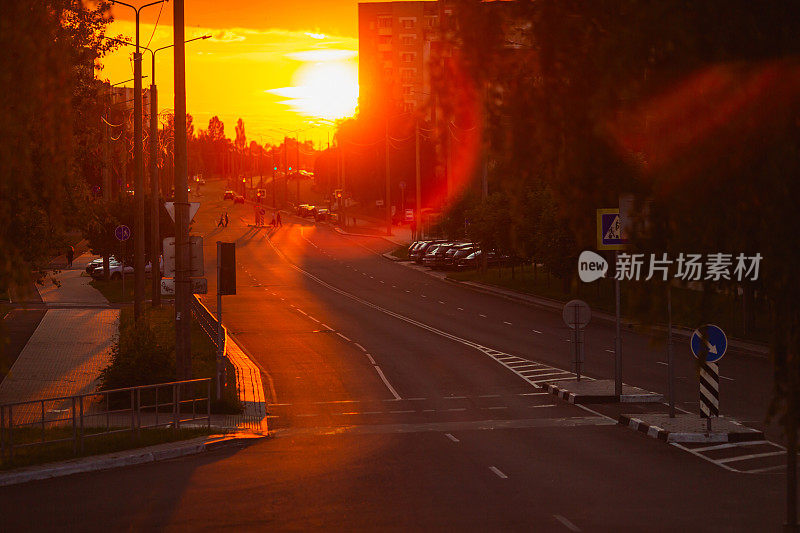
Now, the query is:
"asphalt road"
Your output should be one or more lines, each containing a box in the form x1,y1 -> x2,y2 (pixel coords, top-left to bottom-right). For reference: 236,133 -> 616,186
0,180 -> 787,531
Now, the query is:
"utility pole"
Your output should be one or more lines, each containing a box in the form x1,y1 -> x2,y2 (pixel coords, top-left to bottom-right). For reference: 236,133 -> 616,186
149,79 -> 160,307
173,0 -> 192,380
415,120 -> 421,241
385,118 -> 392,236
133,36 -> 144,320
271,147 -> 276,208
283,137 -> 289,207
296,137 -> 300,205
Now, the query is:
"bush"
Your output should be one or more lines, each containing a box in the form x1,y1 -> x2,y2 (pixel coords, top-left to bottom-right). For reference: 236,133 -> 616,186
100,316 -> 175,390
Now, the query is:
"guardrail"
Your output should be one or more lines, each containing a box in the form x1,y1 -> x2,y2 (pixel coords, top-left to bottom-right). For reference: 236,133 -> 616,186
0,378 -> 211,462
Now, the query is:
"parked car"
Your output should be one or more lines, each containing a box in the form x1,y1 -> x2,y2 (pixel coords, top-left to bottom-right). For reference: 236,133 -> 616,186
223,190 -> 235,199
90,259 -> 133,281
317,208 -> 329,221
85,256 -> 117,274
443,243 -> 476,269
423,243 -> 457,268
411,240 -> 447,263
233,195 -> 245,204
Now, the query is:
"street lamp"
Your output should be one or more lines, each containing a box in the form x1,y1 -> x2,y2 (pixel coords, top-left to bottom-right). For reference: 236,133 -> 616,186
110,0 -> 169,321
104,34 -> 210,307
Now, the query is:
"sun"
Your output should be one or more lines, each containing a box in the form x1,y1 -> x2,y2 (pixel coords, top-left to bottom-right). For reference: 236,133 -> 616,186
281,60 -> 359,121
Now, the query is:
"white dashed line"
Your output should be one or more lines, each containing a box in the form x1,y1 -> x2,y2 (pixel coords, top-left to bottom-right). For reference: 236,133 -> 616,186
374,366 -> 401,400
503,321 -> 513,325
365,353 -> 377,365
479,314 -> 487,318
445,433 -> 460,443
353,343 -> 367,352
336,332 -> 352,342
489,466 -> 508,479
457,307 -> 464,311
308,316 -> 320,323
554,514 -> 581,532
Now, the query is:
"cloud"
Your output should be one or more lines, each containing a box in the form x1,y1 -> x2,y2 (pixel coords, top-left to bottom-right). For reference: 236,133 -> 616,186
210,30 -> 245,43
286,49 -> 358,62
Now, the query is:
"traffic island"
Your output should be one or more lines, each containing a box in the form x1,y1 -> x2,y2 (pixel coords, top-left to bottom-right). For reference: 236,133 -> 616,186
543,379 -> 664,404
619,413 -> 764,443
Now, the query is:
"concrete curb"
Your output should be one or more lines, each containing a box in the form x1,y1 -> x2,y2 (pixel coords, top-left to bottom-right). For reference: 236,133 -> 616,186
618,414 -> 764,444
0,433 -> 264,487
544,382 -> 664,405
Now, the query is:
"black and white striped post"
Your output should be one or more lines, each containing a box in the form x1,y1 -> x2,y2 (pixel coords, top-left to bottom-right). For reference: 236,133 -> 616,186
699,361 -> 720,432
690,324 -> 728,433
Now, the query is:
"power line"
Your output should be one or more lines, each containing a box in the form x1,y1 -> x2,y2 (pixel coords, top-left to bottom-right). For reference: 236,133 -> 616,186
145,2 -> 164,50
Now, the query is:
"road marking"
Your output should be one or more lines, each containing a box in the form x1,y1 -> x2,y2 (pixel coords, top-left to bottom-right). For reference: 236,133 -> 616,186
604,349 -> 614,353
716,451 -> 784,464
445,396 -> 467,400
421,294 -> 427,298
405,290 -> 411,293
489,466 -> 508,479
445,433 -> 460,442
479,314 -> 487,318
486,406 -> 508,410
379,280 -> 385,284
366,353 -> 377,365
554,514 -> 581,532
520,392 -> 550,396
296,309 -> 308,316
336,332 -> 352,342
692,440 -> 769,453
457,307 -> 464,311
439,301 -> 445,305
720,375 -> 735,381
503,321 -> 513,325
321,323 -> 334,331
479,394 -> 501,398
531,329 -> 542,334
308,316 -> 320,323
529,404 -> 557,408
656,361 -> 668,366
353,342 -> 367,352
374,366 -> 402,400
446,408 -> 467,412
390,410 -> 415,414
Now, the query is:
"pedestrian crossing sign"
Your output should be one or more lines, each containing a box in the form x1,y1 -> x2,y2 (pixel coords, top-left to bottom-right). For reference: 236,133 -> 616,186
596,208 -> 629,250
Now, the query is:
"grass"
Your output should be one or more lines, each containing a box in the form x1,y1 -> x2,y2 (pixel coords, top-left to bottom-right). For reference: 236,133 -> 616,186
90,276 -> 154,303
448,263 -> 770,343
0,426 -> 216,470
391,244 -> 410,260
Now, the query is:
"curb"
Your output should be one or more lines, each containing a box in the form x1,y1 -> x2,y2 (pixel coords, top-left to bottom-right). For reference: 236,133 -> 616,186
544,382 -> 664,404
0,434 -> 264,487
618,414 -> 764,444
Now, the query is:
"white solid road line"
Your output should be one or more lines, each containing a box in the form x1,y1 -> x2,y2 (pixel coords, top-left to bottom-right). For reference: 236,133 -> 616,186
554,514 -> 581,532
353,342 -> 367,352
489,466 -> 508,479
374,366 -> 402,400
366,353 -> 377,365
445,433 -> 460,442
336,332 -> 352,342
532,329 -> 542,334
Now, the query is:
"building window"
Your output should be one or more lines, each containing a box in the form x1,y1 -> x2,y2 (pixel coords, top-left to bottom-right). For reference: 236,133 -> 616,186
400,34 -> 416,46
402,85 -> 413,96
378,16 -> 392,29
401,52 -> 416,63
400,18 -> 416,29
379,35 -> 391,45
404,102 -> 415,113
425,15 -> 438,28
401,68 -> 415,81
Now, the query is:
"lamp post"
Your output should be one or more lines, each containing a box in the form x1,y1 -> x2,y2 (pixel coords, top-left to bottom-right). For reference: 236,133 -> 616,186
105,35 -> 210,308
110,0 -> 168,321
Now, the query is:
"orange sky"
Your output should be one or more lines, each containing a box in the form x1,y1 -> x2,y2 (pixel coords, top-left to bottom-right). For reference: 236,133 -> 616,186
100,1 -> 406,145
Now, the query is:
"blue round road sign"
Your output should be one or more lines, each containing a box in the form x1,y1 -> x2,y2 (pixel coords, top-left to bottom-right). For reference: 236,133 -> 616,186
114,225 -> 131,242
691,324 -> 728,363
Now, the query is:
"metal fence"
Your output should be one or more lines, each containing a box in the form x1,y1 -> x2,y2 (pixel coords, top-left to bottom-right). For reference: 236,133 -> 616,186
0,378 -> 211,462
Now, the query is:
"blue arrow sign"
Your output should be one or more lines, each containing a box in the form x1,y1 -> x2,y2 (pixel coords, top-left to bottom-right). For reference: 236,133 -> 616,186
691,324 -> 728,363
114,225 -> 131,242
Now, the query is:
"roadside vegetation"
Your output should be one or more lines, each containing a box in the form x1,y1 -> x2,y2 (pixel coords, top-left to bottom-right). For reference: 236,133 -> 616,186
0,427 -> 215,470
101,306 -> 241,414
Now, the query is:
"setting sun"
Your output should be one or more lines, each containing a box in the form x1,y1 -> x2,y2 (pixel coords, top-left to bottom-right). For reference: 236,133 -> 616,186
270,59 -> 359,121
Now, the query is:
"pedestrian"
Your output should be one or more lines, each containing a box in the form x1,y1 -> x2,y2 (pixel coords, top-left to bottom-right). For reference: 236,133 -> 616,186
276,211 -> 282,227
224,212 -> 229,227
66,246 -> 74,268
270,214 -> 276,227
218,213 -> 224,228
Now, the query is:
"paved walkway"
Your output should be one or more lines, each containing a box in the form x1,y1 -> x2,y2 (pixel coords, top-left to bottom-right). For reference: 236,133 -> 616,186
0,254 -> 118,422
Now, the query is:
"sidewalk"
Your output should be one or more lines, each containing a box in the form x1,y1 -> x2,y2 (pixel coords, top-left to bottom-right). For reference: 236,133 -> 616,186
0,254 -> 117,422
333,213 -> 412,247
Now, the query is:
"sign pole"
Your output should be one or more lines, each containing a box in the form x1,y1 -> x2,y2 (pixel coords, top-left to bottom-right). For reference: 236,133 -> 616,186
668,286 -> 675,417
615,251 -> 622,396
216,241 -> 223,400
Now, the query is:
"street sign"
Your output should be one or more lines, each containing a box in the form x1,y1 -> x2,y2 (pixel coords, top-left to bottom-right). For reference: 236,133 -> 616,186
165,202 -> 200,223
160,277 -> 208,296
218,241 -> 236,296
114,225 -> 131,242
699,361 -> 720,419
691,324 -> 728,363
163,236 -> 204,277
596,208 -> 629,250
562,299 -> 591,329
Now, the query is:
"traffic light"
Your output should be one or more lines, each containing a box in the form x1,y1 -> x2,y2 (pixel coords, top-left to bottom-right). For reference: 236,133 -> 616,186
273,166 -> 278,171
334,189 -> 343,199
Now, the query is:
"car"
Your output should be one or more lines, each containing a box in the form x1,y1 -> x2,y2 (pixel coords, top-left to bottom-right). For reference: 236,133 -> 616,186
411,240 -> 447,263
85,256 -> 116,274
90,259 -> 133,281
233,195 -> 245,204
424,242 -> 463,269
223,190 -> 235,200
317,208 -> 329,221
443,243 -> 476,269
